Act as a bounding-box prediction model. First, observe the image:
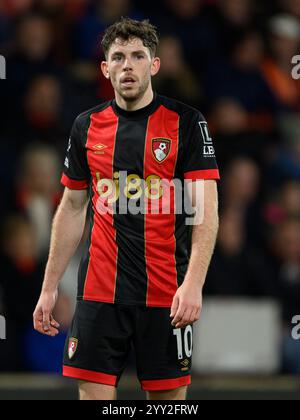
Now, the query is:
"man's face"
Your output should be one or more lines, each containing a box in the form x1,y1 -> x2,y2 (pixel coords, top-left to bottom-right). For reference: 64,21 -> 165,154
101,37 -> 160,102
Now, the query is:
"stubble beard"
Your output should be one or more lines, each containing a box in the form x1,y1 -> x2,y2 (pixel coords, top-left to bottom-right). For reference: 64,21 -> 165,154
115,75 -> 150,103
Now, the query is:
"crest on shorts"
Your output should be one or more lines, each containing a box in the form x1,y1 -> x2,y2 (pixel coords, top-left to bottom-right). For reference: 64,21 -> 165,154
152,138 -> 171,163
68,338 -> 78,359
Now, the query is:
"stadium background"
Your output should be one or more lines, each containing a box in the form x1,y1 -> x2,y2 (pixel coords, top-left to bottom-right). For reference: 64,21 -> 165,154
0,0 -> 300,400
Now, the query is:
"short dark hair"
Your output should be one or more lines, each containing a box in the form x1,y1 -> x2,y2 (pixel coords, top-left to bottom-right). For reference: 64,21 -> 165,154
101,17 -> 159,58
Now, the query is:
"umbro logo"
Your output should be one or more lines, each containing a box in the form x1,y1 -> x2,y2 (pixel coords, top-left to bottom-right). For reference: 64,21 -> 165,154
93,144 -> 107,154
180,358 -> 190,372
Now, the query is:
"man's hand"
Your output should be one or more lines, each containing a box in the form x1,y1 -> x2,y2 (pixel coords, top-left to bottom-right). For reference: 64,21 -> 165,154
170,280 -> 203,329
33,290 -> 60,337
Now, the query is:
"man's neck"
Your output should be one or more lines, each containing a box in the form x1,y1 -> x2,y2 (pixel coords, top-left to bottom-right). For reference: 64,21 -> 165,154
115,87 -> 154,112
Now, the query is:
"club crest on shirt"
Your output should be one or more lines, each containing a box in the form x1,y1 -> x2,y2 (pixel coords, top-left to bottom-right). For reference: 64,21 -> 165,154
152,138 -> 171,163
68,338 -> 78,359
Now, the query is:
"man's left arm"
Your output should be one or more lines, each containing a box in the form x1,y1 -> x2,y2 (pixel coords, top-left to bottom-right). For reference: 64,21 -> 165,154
170,179 -> 219,328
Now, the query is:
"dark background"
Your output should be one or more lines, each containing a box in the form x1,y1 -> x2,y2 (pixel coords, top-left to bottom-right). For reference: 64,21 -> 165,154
0,0 -> 300,398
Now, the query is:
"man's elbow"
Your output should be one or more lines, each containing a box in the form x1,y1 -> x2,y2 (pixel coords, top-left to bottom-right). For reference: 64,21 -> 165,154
60,188 -> 88,215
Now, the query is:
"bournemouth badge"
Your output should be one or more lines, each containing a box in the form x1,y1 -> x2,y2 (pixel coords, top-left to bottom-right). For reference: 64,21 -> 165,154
152,138 -> 171,163
68,338 -> 78,359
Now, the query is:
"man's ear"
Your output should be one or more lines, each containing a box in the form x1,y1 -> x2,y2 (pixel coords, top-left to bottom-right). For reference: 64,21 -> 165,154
151,57 -> 161,77
101,61 -> 110,79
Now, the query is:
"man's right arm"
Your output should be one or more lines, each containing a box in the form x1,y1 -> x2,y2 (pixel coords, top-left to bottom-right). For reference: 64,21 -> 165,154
33,187 -> 88,336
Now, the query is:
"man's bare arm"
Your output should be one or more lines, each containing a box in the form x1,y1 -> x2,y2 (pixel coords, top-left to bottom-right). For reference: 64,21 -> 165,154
170,180 -> 219,328
185,180 -> 219,287
33,187 -> 88,336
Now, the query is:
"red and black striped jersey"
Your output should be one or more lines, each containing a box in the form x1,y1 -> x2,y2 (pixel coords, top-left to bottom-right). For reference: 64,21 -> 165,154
61,94 -> 220,307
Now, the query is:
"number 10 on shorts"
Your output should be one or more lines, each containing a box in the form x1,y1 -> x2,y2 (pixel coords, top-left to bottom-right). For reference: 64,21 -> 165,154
173,326 -> 193,360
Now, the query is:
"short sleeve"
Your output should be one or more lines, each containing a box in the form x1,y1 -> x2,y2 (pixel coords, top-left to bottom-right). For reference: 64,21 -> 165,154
61,116 -> 90,190
182,110 -> 220,181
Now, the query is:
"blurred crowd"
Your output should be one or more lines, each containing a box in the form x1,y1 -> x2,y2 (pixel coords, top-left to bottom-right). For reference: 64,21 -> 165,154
0,0 -> 300,374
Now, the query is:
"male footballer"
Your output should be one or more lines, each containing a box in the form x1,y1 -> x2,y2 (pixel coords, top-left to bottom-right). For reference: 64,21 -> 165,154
33,18 -> 219,400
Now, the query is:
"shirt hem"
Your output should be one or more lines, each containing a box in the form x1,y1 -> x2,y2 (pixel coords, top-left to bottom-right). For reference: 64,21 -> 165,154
77,296 -> 172,308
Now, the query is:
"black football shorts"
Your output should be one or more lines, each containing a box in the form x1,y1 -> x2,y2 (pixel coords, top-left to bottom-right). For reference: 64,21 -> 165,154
62,301 -> 193,391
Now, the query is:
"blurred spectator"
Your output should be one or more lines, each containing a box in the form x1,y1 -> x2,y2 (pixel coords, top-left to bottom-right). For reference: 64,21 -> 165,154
1,74 -> 67,194
25,75 -> 61,126
33,0 -> 72,64
261,14 -> 300,113
10,144 -> 61,258
179,0 -> 258,68
217,0 -> 254,27
71,0 -> 143,101
23,292 -> 73,373
279,0 -> 300,20
64,0 -> 88,20
31,0 -> 89,65
270,219 -> 300,324
0,214 -> 45,371
73,0 -> 143,60
265,180 -> 300,226
211,99 -> 249,137
213,0 -> 257,56
0,1 -> 11,48
222,157 -> 260,208
9,12 -> 57,72
280,181 -> 300,217
211,99 -> 272,166
220,157 -> 264,247
0,215 -> 44,327
165,0 -> 203,20
271,218 -> 300,373
0,0 -> 37,43
19,75 -> 67,150
267,116 -> 300,185
1,13 -> 64,133
33,0 -> 85,15
153,35 -> 202,107
16,14 -> 53,61
3,0 -> 34,16
205,208 -> 274,296
204,30 -> 279,125
152,0 -> 208,68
